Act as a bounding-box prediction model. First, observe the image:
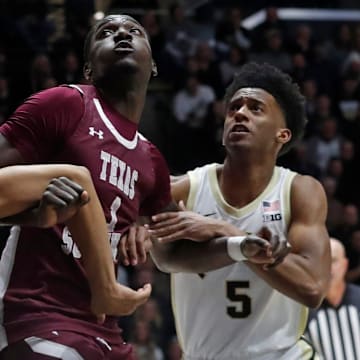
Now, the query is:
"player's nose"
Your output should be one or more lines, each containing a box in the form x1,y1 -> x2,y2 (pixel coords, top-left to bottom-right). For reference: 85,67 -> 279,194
234,105 -> 249,121
113,27 -> 132,42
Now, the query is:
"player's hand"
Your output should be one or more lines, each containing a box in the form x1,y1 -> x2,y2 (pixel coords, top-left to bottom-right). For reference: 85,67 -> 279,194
150,201 -> 220,243
118,224 -> 152,266
241,233 -> 275,266
257,227 -> 291,269
35,177 -> 89,227
91,283 -> 152,323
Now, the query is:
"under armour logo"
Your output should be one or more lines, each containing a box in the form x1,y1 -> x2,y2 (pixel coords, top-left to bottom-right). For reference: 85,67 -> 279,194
89,127 -> 104,139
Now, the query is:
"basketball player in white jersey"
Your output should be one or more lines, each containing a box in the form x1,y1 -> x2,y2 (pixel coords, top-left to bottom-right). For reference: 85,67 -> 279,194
150,62 -> 330,360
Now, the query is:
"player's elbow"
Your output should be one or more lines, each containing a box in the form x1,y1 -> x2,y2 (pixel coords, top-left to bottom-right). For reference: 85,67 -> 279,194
71,166 -> 91,183
150,248 -> 176,274
301,281 -> 327,308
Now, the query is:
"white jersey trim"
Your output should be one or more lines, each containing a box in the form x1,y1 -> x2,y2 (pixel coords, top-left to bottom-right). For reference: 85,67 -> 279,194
282,171 -> 297,227
25,336 -> 84,359
0,226 -> 21,350
67,84 -> 84,95
208,164 -> 281,218
93,98 -> 139,149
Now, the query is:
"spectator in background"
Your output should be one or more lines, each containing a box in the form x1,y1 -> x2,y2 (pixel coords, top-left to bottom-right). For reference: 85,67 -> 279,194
0,77 -> 11,123
288,24 -> 315,61
306,237 -> 360,360
301,78 -> 319,129
325,156 -> 344,181
141,10 -> 166,69
306,117 -> 345,175
326,23 -> 353,68
341,51 -> 360,80
131,319 -> 164,360
193,41 -> 223,98
163,3 -> 197,71
346,228 -> 360,285
290,52 -> 310,85
320,176 -> 344,233
166,336 -> 182,360
308,94 -> 334,134
29,53 -> 54,92
336,75 -> 360,144
251,6 -> 286,52
332,204 -> 360,244
215,6 -> 251,51
250,29 -> 292,73
336,140 -> 359,205
203,99 -> 226,164
279,141 -> 321,179
54,50 -> 83,85
15,0 -> 55,54
172,74 -> 215,172
219,44 -> 247,87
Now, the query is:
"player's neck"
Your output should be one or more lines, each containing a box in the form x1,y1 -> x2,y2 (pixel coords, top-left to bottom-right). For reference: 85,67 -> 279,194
97,86 -> 146,124
223,152 -> 276,183
326,281 -> 346,307
219,159 -> 275,208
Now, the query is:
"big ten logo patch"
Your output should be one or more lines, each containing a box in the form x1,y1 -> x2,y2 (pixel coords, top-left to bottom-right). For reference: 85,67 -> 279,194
262,200 -> 282,223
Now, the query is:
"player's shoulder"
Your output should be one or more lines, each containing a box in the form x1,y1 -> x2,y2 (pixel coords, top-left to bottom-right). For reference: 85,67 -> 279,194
137,134 -> 170,172
290,173 -> 326,216
291,173 -> 324,196
138,133 -> 162,155
24,85 -> 85,111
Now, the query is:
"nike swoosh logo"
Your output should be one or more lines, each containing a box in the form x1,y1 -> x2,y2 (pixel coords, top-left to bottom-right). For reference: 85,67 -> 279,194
202,212 -> 216,217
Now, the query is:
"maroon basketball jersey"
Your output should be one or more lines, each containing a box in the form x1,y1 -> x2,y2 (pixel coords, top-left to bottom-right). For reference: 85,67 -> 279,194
0,85 -> 171,349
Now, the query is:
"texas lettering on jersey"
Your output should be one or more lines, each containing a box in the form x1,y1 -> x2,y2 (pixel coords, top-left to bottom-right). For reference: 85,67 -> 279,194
99,150 -> 138,200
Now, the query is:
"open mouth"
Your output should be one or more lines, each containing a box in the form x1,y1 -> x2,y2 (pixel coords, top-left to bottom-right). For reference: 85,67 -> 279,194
114,41 -> 134,53
231,124 -> 249,133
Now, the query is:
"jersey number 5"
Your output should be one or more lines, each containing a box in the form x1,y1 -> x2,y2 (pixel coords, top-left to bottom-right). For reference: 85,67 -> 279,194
226,281 -> 251,318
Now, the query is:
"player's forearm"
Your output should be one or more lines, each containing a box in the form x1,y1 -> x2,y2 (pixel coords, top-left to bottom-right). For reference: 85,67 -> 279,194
0,164 -> 87,219
151,237 -> 235,273
0,164 -> 118,294
247,254 -> 329,308
62,169 -> 119,297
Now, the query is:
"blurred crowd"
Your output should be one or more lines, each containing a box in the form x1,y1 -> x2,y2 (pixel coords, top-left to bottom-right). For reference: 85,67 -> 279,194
1,0 -> 360,358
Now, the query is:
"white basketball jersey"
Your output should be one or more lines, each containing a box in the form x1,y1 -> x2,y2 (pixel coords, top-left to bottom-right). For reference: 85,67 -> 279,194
172,164 -> 314,360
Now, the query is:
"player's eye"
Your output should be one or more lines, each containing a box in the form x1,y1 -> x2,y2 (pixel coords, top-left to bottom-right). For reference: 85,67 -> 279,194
229,103 -> 240,112
130,28 -> 142,35
251,104 -> 263,113
102,29 -> 114,37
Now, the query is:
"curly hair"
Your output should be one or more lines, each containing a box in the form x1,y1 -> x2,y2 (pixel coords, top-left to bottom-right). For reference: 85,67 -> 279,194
224,62 -> 307,156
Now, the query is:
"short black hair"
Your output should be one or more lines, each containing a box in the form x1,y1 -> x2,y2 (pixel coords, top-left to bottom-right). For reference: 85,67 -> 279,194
224,62 -> 306,156
83,15 -> 147,63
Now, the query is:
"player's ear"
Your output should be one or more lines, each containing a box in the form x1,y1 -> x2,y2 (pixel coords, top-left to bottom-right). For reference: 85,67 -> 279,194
151,60 -> 158,77
83,62 -> 92,81
276,128 -> 291,145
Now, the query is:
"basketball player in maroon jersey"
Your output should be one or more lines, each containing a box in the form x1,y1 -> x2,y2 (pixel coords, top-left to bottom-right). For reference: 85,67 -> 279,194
0,14 -> 172,359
